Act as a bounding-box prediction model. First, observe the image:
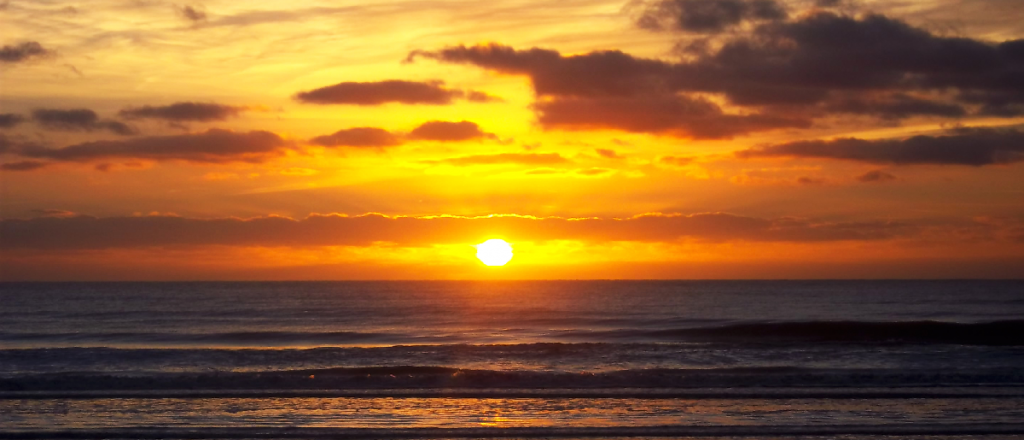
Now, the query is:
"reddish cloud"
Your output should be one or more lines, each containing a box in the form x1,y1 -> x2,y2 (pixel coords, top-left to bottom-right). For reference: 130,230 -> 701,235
576,167 -> 613,176
465,90 -> 504,103
857,170 -> 898,183
0,160 -> 49,171
595,148 -> 622,159
428,153 -> 569,166
307,121 -> 496,149
310,127 -> 403,148
294,80 -> 500,106
178,5 -> 207,22
408,120 -> 496,141
0,212 -> 926,250
119,102 -> 248,122
659,156 -> 695,166
30,209 -> 78,218
17,129 -> 291,164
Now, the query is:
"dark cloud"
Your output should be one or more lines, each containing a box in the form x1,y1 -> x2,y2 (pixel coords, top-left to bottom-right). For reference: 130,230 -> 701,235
428,152 -> 568,166
409,45 -> 673,99
119,102 -> 247,122
17,129 -> 291,164
959,90 -> 1024,117
857,170 -> 898,182
0,113 -> 25,128
31,109 -> 137,136
535,95 -> 810,138
0,212 -> 920,250
408,120 -> 496,142
178,5 -> 207,22
409,12 -> 1024,136
636,0 -> 788,33
409,44 -> 804,138
310,127 -> 403,148
0,41 -> 51,63
737,127 -> 1024,166
294,80 -> 496,106
1,160 -> 49,171
822,94 -> 967,120
595,148 -> 622,159
701,13 -> 1024,109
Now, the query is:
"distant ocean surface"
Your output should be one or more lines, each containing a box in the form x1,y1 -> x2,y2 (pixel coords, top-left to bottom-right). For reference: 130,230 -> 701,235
2,280 -> 1024,439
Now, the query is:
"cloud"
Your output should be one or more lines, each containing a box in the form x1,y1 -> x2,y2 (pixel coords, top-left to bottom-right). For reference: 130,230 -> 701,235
198,6 -> 361,28
409,44 -> 805,138
408,120 -> 496,141
659,156 -> 695,166
822,94 -> 967,120
0,160 -> 49,171
409,12 -> 1024,136
737,127 -> 1024,166
694,13 -> 1024,110
730,170 -> 829,186
0,212 -> 925,250
119,102 -> 247,122
31,209 -> 78,218
857,170 -> 898,183
535,95 -> 810,138
32,109 -> 136,135
310,127 -> 402,148
465,90 -> 504,103
294,80 -> 499,106
796,176 -> 825,185
0,41 -> 51,63
428,153 -> 569,166
17,129 -> 291,164
576,167 -> 614,176
636,0 -> 788,33
409,44 -> 672,99
0,113 -> 25,128
178,5 -> 207,22
595,148 -> 622,159
307,121 -> 497,148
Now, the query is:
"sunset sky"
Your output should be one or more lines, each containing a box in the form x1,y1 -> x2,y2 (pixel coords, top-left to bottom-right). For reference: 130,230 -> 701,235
2,0 -> 1024,280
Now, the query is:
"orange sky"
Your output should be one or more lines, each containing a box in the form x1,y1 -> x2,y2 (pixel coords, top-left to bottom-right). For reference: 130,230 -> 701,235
2,0 -> 1024,279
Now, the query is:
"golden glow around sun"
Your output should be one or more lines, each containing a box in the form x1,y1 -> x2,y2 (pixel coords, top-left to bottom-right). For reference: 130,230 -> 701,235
475,239 -> 514,266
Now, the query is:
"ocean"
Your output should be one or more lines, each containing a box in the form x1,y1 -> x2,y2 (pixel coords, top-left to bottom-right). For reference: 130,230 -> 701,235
1,280 -> 1023,438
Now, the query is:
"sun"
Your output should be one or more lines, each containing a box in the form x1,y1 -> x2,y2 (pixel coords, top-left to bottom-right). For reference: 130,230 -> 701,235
475,239 -> 513,266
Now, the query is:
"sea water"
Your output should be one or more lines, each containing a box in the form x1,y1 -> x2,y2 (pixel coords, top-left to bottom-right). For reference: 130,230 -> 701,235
1,280 -> 1023,438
